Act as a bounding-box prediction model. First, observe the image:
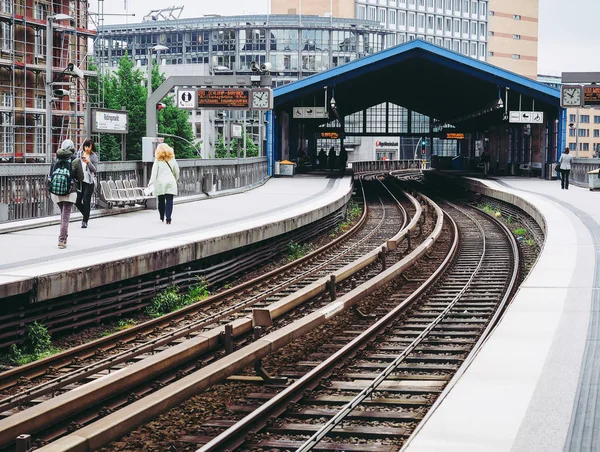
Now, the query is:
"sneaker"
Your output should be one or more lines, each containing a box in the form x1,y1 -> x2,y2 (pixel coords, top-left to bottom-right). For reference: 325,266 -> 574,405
58,241 -> 67,249
81,221 -> 88,229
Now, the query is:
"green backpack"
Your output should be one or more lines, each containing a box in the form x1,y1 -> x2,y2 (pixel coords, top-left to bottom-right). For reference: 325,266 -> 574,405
48,158 -> 74,196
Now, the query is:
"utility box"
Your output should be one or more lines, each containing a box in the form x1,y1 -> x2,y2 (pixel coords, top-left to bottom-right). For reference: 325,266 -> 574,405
279,160 -> 295,177
274,161 -> 281,176
142,137 -> 164,163
588,169 -> 600,190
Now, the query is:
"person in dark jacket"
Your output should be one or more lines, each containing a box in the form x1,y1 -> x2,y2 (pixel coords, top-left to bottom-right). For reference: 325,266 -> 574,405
318,148 -> 327,170
480,150 -> 491,177
75,138 -> 98,228
50,139 -> 84,249
327,146 -> 336,171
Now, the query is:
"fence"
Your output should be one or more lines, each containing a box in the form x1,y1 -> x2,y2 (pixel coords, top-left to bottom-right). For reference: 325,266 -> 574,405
351,159 -> 426,174
570,158 -> 600,186
0,157 -> 268,222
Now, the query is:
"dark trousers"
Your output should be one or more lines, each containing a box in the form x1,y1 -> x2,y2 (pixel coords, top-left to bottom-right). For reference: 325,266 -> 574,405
158,194 -> 174,221
75,182 -> 94,222
561,169 -> 570,189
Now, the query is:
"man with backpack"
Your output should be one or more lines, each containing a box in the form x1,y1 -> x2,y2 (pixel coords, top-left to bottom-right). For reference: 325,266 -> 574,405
48,139 -> 83,249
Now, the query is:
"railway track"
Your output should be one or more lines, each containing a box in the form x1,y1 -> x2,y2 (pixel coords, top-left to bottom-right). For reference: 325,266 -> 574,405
197,199 -> 520,452
0,178 -> 427,450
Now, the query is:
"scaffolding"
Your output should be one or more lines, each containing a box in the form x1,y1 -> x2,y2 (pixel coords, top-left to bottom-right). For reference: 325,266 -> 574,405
0,0 -> 96,162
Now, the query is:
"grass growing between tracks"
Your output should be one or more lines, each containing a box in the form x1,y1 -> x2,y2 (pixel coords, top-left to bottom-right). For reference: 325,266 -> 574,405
478,205 -> 537,247
286,241 -> 314,261
3,322 -> 61,366
146,279 -> 211,318
331,200 -> 362,237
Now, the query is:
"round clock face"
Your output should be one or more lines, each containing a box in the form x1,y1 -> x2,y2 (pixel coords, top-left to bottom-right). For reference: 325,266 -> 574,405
252,91 -> 270,109
563,87 -> 582,106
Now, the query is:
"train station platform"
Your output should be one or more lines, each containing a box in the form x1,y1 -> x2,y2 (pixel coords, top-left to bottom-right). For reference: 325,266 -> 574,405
0,174 -> 352,303
405,176 -> 598,452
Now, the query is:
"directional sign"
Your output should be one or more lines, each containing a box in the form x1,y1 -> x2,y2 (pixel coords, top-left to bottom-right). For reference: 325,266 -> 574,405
293,107 -> 329,119
509,111 -> 544,124
177,89 -> 196,109
584,85 -> 600,106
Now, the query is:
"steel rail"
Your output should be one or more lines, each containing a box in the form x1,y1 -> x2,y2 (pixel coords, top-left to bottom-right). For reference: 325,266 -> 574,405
198,188 -> 447,452
296,200 -> 490,451
0,182 -> 411,449
0,184 -> 368,393
29,184 -> 431,452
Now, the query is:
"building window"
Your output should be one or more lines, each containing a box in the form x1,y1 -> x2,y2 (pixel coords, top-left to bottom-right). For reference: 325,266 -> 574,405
1,23 -> 11,52
489,10 -> 494,16
513,34 -> 521,39
471,1 -> 477,15
570,114 -> 576,122
368,6 -> 377,21
479,42 -> 485,58
479,1 -> 486,16
489,30 -> 494,36
569,129 -> 576,137
594,115 -> 600,124
357,5 -> 366,20
581,115 -> 590,123
389,10 -> 397,26
427,15 -> 434,30
436,16 -> 443,32
488,51 -> 494,56
399,11 -> 406,26
427,0 -> 434,8
463,0 -> 469,14
379,8 -> 387,25
578,128 -> 589,137
34,2 -> 46,20
568,142 -> 576,151
417,13 -> 425,29
408,12 -> 416,27
513,14 -> 521,20
583,143 -> 589,151
462,41 -> 468,54
35,97 -> 45,155
1,0 -> 12,13
594,129 -> 599,138
512,54 -> 520,59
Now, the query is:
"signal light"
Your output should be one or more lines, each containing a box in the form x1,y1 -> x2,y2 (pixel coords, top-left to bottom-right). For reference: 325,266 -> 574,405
157,103 -> 166,111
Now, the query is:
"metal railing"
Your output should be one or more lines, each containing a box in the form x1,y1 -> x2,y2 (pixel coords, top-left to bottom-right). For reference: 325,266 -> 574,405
570,158 -> 600,186
0,157 -> 268,223
351,159 -> 426,174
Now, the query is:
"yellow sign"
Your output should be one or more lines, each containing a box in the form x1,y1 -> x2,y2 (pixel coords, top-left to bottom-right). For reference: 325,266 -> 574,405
584,85 -> 600,106
197,89 -> 250,109
320,132 -> 340,139
446,132 -> 465,140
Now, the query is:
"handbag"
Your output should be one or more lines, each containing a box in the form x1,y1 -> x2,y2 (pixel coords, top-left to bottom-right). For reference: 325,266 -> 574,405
554,164 -> 561,173
144,184 -> 154,196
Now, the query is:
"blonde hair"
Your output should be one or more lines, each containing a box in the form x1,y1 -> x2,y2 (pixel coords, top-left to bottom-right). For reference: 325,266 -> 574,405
155,143 -> 175,162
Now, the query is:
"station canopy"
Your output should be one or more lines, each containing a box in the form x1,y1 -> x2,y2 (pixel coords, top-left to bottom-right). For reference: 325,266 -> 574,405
274,40 -> 560,130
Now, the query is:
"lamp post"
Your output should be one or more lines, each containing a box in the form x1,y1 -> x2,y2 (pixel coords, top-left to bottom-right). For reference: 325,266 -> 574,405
45,13 -> 72,162
147,45 -> 168,98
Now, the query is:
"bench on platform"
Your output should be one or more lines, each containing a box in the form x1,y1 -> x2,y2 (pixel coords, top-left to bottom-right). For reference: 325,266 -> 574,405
99,179 -> 153,208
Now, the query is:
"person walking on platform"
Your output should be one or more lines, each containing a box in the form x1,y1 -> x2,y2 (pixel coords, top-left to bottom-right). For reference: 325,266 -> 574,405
75,138 -> 98,229
327,146 -> 336,172
339,145 -> 348,173
480,149 -> 491,177
318,148 -> 327,170
148,143 -> 180,224
48,139 -> 83,249
559,147 -> 573,190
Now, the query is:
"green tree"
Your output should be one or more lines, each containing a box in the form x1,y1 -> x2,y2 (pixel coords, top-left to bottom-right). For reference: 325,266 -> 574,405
232,132 -> 259,158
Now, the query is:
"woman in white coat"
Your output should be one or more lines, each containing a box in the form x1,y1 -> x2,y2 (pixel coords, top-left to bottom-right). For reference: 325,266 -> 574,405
148,143 -> 180,224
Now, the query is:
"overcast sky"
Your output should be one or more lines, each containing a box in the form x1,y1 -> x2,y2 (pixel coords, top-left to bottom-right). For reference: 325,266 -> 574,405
99,0 -> 600,76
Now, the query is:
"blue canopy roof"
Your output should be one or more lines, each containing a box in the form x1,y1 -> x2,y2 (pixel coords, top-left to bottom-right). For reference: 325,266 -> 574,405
274,39 -> 560,127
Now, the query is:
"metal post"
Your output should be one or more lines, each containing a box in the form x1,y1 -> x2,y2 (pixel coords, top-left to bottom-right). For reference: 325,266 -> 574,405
121,106 -> 127,161
575,108 -> 580,157
147,48 -> 152,99
45,18 -> 54,162
243,110 -> 247,158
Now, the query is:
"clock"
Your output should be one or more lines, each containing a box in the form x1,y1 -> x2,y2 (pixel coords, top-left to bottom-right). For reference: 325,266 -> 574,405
561,85 -> 583,107
251,89 -> 271,110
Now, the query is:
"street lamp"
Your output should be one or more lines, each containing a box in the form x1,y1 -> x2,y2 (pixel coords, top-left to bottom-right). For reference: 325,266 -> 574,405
147,45 -> 168,98
45,13 -> 73,162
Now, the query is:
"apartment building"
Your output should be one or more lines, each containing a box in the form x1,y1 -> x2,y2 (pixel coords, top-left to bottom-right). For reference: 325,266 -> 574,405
0,0 -> 94,162
487,0 -> 538,78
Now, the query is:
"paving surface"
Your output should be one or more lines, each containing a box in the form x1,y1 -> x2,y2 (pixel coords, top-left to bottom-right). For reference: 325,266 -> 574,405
1,175 -> 352,301
405,176 -> 597,452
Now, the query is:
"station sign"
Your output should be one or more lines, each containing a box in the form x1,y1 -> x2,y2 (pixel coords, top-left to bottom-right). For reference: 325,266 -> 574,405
197,89 -> 250,109
509,111 -> 544,124
375,140 -> 399,148
91,108 -> 128,134
584,85 -> 600,106
293,106 -> 329,119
